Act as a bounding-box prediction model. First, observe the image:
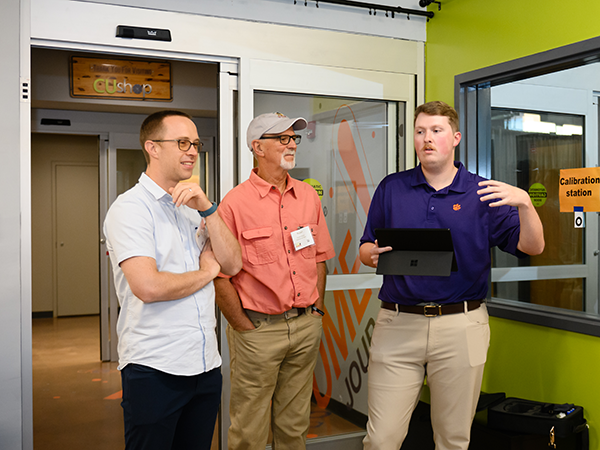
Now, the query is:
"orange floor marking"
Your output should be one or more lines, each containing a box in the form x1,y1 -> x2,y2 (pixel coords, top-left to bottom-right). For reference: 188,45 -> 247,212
104,390 -> 122,400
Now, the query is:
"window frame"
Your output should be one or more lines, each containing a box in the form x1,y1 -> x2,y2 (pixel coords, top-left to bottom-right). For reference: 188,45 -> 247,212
455,35 -> 600,337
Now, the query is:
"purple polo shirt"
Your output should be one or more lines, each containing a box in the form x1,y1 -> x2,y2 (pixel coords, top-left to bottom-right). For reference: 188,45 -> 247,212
360,162 -> 524,305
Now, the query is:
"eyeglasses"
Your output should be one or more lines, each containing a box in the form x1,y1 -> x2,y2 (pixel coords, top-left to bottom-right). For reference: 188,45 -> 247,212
260,135 -> 302,145
151,139 -> 203,152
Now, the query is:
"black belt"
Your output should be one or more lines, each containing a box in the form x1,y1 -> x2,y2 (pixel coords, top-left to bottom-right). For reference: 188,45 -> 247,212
381,300 -> 483,317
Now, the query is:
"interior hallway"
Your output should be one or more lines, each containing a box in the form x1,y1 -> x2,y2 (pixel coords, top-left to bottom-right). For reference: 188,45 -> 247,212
32,315 -> 362,449
32,315 -> 125,449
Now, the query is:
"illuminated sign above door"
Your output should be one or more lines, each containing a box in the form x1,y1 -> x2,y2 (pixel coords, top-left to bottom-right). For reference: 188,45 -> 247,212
70,56 -> 172,101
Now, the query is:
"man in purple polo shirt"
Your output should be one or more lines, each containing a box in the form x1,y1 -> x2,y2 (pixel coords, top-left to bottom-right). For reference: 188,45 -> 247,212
359,101 -> 544,450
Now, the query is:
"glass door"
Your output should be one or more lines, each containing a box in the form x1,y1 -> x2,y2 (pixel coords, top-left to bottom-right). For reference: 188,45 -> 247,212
223,59 -> 416,449
103,131 -> 141,362
255,91 -> 401,448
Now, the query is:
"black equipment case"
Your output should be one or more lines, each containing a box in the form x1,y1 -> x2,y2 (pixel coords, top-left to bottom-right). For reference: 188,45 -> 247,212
487,397 -> 589,449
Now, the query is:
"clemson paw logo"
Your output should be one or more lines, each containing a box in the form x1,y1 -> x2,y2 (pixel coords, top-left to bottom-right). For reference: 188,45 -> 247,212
453,204 -> 461,211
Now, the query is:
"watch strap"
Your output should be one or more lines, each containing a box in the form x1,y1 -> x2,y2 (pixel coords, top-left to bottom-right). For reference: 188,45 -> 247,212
311,305 -> 325,316
198,201 -> 218,218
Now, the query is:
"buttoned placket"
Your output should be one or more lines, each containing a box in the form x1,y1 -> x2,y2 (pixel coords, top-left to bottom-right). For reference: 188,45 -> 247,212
278,187 -> 302,302
427,191 -> 438,222
170,203 -> 194,272
171,200 -> 209,369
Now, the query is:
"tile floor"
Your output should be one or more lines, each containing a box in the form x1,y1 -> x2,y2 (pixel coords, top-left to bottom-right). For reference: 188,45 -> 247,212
32,315 -> 362,449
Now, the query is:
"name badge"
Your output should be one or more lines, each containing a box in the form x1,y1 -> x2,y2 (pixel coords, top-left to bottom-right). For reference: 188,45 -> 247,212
291,226 -> 315,251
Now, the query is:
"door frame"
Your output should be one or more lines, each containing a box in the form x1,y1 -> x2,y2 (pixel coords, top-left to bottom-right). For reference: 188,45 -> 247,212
216,57 -> 420,449
30,42 -> 239,450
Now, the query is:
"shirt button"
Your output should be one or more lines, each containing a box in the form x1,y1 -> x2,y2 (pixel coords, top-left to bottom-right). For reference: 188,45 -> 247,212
281,205 -> 284,208
288,250 -> 291,253
284,226 -> 288,230
297,293 -> 301,297
431,206 -> 434,210
293,271 -> 296,275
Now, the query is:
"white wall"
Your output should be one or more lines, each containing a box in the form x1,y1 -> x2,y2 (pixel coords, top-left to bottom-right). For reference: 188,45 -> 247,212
79,0 -> 428,41
1,0 -> 32,448
31,0 -> 424,75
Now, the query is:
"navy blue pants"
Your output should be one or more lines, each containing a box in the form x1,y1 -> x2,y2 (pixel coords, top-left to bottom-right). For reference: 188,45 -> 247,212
121,364 -> 222,450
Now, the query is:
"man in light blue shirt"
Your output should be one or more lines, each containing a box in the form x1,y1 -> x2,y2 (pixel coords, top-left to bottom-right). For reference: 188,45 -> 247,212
104,110 -> 242,450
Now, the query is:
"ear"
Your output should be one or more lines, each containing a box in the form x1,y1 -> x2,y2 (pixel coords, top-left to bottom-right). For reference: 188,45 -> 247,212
251,139 -> 265,157
145,140 -> 160,160
453,131 -> 462,148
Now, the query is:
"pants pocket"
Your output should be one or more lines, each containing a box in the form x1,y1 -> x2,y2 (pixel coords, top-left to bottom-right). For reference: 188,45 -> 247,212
466,322 -> 490,367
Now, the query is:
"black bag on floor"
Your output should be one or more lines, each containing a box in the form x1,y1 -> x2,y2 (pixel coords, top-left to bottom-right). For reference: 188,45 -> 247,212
487,397 -> 589,449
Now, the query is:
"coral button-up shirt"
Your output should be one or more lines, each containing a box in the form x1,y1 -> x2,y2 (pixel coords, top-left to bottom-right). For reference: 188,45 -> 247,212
218,169 -> 335,314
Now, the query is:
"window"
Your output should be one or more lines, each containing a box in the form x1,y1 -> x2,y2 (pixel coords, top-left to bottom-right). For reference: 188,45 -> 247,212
456,37 -> 600,336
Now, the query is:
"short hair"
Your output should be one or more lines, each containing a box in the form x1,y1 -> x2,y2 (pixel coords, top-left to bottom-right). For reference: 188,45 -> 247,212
414,101 -> 459,133
139,110 -> 193,164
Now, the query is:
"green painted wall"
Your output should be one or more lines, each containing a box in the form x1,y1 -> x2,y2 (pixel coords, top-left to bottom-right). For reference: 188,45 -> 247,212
424,0 -> 600,447
425,0 -> 600,103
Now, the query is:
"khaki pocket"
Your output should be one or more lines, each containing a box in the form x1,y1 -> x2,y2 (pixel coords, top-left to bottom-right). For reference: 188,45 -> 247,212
466,322 -> 490,367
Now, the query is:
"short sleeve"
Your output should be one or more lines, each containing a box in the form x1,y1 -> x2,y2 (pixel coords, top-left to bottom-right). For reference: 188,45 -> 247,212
489,204 -> 524,257
104,195 -> 156,265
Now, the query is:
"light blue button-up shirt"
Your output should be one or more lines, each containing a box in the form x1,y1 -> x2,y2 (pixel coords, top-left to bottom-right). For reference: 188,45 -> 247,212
104,173 -> 221,375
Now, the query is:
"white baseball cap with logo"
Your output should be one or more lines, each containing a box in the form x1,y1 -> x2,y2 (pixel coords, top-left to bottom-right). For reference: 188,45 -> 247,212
246,112 -> 308,150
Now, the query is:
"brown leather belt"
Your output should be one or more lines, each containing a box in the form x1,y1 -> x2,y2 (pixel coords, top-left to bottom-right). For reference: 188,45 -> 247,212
381,300 -> 483,317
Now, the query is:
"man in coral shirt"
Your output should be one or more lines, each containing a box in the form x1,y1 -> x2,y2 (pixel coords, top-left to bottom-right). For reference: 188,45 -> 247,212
215,112 -> 335,450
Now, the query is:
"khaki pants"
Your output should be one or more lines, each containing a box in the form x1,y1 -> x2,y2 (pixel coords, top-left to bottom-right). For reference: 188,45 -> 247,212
363,302 -> 490,450
226,310 -> 323,450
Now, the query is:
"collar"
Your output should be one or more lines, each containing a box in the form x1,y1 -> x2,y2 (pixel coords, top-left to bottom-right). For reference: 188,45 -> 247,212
139,172 -> 172,201
249,168 -> 298,199
411,161 -> 467,194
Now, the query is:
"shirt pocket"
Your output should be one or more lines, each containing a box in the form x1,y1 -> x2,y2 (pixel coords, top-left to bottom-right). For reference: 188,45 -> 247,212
301,223 -> 318,259
242,227 -> 279,265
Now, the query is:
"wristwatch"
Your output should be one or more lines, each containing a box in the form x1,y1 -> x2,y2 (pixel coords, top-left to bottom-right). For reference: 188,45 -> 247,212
198,201 -> 218,218
311,305 -> 325,316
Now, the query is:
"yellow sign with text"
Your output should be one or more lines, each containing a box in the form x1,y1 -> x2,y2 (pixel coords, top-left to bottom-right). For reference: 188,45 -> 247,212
70,56 -> 171,101
559,167 -> 600,212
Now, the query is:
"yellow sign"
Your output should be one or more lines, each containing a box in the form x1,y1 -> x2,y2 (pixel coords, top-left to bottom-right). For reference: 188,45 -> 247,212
303,178 -> 324,200
559,168 -> 600,212
528,183 -> 547,207
70,56 -> 171,101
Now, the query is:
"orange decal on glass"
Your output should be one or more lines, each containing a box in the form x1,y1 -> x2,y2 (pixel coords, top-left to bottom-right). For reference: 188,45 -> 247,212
337,119 -> 372,218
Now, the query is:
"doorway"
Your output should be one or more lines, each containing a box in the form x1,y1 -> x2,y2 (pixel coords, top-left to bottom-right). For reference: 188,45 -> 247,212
31,133 -> 100,318
30,46 -> 222,449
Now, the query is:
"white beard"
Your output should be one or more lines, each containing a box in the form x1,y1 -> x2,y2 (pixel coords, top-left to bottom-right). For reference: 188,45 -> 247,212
280,153 -> 296,170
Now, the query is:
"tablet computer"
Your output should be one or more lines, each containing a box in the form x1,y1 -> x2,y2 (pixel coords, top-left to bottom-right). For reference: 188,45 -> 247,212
374,228 -> 458,276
